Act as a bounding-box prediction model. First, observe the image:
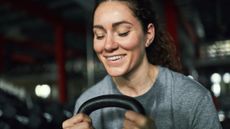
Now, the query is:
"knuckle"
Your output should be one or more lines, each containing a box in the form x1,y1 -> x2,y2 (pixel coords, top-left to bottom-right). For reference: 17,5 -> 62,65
78,113 -> 85,118
139,118 -> 148,127
83,121 -> 92,128
62,120 -> 68,128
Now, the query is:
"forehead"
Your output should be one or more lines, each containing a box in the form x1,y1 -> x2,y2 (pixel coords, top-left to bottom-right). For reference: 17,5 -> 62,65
93,1 -> 138,25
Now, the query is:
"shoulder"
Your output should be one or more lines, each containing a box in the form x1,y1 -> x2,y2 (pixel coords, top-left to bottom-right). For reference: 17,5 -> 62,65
160,67 -> 214,113
160,66 -> 210,97
77,75 -> 112,103
73,75 -> 113,113
158,66 -> 212,111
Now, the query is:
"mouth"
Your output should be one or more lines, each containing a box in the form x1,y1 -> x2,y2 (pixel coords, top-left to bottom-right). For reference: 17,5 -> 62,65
104,54 -> 126,65
106,55 -> 125,61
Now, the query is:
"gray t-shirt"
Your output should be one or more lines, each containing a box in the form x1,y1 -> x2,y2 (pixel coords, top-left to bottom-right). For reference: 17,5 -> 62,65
74,66 -> 222,129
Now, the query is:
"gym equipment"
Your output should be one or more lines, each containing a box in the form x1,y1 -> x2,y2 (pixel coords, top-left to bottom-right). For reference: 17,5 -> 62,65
77,94 -> 145,115
0,89 -> 69,129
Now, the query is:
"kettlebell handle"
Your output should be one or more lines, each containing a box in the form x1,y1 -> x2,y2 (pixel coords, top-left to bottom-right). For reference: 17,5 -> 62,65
77,95 -> 146,115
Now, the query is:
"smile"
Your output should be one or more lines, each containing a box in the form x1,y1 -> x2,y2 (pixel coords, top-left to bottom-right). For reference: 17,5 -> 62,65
106,55 -> 124,61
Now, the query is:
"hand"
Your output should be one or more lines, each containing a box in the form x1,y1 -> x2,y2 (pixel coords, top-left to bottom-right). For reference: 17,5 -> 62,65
123,110 -> 157,129
62,113 -> 94,129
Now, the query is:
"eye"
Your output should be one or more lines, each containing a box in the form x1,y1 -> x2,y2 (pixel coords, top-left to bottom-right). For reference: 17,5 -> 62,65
94,32 -> 105,40
95,35 -> 105,40
118,31 -> 130,37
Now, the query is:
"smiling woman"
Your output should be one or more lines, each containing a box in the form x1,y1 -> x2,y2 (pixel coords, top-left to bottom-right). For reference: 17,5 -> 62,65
93,1 -> 150,77
62,0 -> 222,129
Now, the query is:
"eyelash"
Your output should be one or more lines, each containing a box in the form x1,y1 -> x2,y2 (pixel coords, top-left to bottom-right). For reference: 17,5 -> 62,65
94,31 -> 130,40
96,35 -> 104,40
118,31 -> 129,37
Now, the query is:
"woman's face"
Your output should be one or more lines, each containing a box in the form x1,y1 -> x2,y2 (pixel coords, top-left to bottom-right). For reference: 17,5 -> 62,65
93,1 -> 149,77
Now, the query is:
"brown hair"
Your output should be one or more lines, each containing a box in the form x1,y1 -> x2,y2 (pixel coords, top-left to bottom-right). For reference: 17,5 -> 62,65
93,0 -> 182,72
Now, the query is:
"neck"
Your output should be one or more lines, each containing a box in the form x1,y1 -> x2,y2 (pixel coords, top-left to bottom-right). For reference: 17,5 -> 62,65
112,62 -> 158,97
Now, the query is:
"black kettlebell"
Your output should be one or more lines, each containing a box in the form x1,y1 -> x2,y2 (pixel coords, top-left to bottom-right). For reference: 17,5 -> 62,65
77,95 -> 145,115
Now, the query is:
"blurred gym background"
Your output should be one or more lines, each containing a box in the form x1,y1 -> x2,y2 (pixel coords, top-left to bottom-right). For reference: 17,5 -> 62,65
0,0 -> 229,128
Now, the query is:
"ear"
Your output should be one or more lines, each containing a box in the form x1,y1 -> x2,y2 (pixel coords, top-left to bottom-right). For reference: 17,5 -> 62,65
145,23 -> 155,47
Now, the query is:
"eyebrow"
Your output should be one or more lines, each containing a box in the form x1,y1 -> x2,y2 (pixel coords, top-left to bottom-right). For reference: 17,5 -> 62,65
112,21 -> 133,28
93,25 -> 106,32
93,20 -> 132,31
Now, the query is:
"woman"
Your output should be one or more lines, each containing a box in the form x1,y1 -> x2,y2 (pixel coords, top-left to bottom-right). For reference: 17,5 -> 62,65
62,0 -> 222,129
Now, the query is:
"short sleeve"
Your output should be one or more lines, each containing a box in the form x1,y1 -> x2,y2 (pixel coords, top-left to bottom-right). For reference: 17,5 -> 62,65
191,93 -> 222,129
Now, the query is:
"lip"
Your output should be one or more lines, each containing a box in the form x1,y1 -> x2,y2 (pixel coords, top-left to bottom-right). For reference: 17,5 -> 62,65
104,54 -> 126,66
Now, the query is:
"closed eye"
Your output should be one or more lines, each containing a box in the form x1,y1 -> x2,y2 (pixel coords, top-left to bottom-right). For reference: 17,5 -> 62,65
95,35 -> 105,40
118,31 -> 130,37
94,32 -> 105,40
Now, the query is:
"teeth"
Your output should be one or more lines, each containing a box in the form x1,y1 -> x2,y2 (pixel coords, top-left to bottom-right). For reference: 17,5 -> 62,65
107,55 -> 123,61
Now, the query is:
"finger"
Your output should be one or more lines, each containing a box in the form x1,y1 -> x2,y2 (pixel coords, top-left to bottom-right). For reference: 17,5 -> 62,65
123,117 -> 138,129
125,110 -> 147,126
62,113 -> 91,128
74,121 -> 94,129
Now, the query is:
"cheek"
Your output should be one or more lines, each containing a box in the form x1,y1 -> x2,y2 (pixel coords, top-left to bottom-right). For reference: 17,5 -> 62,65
93,40 -> 103,53
119,35 -> 145,50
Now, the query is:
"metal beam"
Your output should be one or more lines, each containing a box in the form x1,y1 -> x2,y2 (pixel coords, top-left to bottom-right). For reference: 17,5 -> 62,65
0,0 -> 85,34
54,25 -> 67,103
0,36 -> 84,61
11,53 -> 36,64
0,37 -> 5,72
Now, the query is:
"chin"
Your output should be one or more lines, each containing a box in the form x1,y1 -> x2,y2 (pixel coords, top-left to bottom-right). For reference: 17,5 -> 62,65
106,69 -> 125,77
107,72 -> 123,77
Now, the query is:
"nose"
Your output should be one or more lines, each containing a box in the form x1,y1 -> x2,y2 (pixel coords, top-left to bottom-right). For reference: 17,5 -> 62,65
104,34 -> 118,51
